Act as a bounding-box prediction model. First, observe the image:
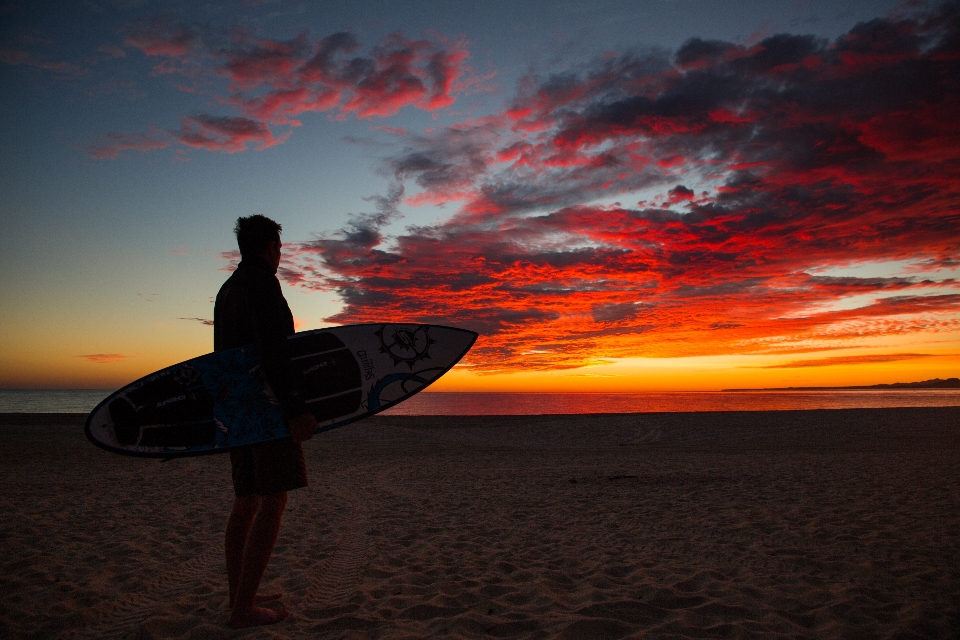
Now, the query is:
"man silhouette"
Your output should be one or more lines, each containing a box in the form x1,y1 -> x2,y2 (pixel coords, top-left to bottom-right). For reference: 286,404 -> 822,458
214,215 -> 317,628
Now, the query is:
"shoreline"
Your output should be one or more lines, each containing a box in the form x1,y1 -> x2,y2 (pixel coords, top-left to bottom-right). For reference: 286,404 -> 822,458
4,388 -> 960,418
3,402 -> 960,422
2,408 -> 958,638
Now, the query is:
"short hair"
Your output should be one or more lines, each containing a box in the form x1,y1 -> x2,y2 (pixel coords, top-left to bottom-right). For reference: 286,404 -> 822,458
235,215 -> 282,258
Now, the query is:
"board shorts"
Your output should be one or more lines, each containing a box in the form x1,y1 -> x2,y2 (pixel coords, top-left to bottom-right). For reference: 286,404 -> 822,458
230,437 -> 308,497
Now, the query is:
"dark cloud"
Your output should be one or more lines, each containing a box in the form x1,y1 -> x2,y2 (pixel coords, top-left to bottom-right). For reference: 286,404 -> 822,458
173,114 -> 289,153
668,185 -> 695,202
591,302 -> 640,323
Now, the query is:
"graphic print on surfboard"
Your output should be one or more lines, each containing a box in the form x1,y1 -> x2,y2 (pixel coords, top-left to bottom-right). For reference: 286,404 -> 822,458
85,324 -> 477,458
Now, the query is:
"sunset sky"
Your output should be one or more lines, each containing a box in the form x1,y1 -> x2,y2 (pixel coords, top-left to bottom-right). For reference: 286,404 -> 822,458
1,0 -> 958,391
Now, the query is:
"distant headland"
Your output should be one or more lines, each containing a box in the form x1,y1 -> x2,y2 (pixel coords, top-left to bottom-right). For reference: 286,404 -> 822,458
723,377 -> 960,392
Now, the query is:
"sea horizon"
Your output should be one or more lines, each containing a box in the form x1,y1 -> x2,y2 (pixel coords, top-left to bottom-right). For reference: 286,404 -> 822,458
3,388 -> 960,415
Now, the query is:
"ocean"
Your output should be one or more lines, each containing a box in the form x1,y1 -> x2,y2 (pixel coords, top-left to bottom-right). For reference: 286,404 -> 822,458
2,388 -> 959,415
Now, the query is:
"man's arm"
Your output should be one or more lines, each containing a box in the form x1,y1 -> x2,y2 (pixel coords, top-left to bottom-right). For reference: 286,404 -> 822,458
250,275 -> 309,421
256,310 -> 316,441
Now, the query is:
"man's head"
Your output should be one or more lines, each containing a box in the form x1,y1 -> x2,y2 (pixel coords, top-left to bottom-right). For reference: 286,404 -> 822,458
235,215 -> 282,272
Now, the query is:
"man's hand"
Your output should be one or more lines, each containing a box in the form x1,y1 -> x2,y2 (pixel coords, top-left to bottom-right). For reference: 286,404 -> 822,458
288,412 -> 317,443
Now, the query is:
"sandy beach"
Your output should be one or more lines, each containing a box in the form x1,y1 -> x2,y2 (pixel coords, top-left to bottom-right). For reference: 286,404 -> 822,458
1,407 -> 958,639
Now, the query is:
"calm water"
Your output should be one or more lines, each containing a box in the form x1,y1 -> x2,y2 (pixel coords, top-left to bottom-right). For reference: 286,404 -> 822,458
383,390 -> 960,415
0,390 -> 115,413
2,388 -> 959,415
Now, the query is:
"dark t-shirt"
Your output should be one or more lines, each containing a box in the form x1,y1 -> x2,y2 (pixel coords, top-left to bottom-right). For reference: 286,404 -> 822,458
213,256 -> 307,419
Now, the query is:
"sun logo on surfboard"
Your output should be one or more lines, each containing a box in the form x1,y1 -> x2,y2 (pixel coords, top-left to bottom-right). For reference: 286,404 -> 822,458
376,324 -> 435,368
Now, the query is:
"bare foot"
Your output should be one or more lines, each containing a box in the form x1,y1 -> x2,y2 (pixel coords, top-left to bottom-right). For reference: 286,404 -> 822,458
228,606 -> 289,629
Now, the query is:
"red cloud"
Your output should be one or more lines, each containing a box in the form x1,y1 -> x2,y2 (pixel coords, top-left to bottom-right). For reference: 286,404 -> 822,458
284,3 -> 960,371
77,354 -> 129,364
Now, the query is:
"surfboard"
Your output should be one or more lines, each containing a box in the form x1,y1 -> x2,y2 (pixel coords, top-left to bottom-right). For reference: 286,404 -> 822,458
85,323 -> 477,458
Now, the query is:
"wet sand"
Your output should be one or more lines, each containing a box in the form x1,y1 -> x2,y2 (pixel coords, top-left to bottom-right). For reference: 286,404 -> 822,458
1,408 -> 958,639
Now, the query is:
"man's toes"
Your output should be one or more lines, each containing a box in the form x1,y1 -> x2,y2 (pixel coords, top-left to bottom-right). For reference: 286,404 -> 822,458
228,606 -> 289,629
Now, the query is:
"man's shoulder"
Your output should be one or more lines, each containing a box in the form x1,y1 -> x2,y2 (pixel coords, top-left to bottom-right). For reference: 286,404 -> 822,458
216,268 -> 244,301
222,263 -> 279,293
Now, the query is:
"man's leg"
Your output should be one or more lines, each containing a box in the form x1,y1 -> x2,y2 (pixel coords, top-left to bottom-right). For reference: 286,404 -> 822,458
225,494 -> 259,608
228,491 -> 288,629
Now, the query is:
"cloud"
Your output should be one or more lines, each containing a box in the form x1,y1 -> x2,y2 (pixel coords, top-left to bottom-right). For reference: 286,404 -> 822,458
215,29 -> 468,122
217,250 -> 241,272
173,114 -> 291,153
96,44 -> 127,59
178,317 -> 214,326
591,302 -> 640,323
0,46 -> 85,75
124,17 -> 202,58
77,353 -> 129,363
758,353 -> 936,368
90,23 -> 470,158
667,185 -> 695,202
83,128 -> 170,159
290,183 -> 406,289
286,2 -> 960,372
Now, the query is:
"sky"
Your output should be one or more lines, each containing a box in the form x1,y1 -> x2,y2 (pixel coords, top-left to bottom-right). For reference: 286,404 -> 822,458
1,0 -> 958,391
